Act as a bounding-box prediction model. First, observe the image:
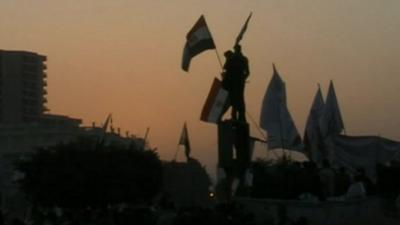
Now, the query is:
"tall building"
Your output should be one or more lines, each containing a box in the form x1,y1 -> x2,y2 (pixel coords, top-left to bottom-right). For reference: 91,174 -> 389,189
0,50 -> 48,124
0,50 -> 148,217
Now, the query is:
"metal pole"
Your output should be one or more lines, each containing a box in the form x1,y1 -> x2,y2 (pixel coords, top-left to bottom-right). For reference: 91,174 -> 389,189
246,111 -> 279,158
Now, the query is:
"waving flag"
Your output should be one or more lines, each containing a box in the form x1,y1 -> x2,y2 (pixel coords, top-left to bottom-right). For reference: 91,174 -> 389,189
260,64 -> 302,151
235,12 -> 253,46
319,81 -> 344,138
200,78 -> 228,123
304,86 -> 325,161
182,15 -> 216,71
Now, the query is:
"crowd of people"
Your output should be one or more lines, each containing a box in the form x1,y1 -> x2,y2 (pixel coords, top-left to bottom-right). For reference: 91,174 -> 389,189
296,159 -> 375,201
251,159 -> 400,202
0,159 -> 398,225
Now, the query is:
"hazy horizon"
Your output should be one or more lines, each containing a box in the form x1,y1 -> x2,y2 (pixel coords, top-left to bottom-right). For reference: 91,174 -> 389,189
1,0 -> 400,178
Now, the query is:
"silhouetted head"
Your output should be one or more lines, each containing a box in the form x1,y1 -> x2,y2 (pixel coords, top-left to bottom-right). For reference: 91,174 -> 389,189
234,44 -> 242,53
224,50 -> 233,58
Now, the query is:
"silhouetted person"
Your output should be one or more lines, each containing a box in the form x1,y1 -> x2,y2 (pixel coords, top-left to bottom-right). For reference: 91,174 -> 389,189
319,159 -> 335,199
221,45 -> 249,122
335,167 -> 351,196
298,162 -> 322,198
345,174 -> 366,199
355,167 -> 375,195
222,50 -> 234,88
220,50 -> 234,121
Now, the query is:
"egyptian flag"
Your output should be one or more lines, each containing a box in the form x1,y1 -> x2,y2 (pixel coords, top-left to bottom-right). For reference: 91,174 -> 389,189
179,122 -> 191,159
200,78 -> 228,123
182,15 -> 216,71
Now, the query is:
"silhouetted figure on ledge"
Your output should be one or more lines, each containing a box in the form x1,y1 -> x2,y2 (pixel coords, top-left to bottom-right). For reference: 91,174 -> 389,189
221,50 -> 234,90
221,50 -> 234,121
221,44 -> 249,122
355,167 -> 376,195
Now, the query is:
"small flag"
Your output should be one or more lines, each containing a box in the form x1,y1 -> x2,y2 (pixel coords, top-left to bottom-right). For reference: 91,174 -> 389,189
97,113 -> 112,147
235,12 -> 253,46
102,113 -> 112,132
182,15 -> 216,72
179,122 -> 191,159
201,78 -> 229,123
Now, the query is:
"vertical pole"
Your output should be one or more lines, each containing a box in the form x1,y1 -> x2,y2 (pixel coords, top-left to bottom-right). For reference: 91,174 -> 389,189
143,127 -> 150,145
214,48 -> 224,71
245,111 -> 280,159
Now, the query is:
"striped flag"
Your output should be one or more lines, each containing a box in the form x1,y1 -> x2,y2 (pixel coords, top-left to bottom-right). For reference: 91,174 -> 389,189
201,78 -> 228,123
182,15 -> 216,72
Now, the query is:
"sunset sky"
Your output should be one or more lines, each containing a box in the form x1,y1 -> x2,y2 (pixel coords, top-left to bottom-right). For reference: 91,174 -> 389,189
1,1 -> 400,178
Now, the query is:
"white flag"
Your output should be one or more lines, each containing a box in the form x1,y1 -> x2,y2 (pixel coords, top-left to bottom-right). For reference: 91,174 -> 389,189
304,86 -> 325,161
319,81 -> 344,138
260,64 -> 302,150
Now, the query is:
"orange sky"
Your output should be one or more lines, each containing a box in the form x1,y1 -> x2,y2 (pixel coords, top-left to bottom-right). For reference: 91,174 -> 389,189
1,0 -> 400,178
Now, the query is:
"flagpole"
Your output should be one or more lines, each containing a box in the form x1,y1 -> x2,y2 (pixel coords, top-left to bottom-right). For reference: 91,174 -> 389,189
246,111 -> 267,141
214,48 -> 224,70
235,12 -> 253,46
246,111 -> 279,158
202,15 -> 223,71
143,127 -> 150,145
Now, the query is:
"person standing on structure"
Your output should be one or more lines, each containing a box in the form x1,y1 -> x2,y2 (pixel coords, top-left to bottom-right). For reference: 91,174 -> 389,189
221,44 -> 249,122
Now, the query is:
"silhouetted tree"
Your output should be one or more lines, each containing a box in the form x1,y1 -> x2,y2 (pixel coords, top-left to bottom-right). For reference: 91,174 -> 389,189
15,137 -> 163,210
